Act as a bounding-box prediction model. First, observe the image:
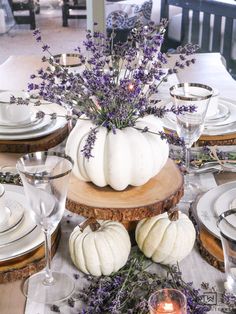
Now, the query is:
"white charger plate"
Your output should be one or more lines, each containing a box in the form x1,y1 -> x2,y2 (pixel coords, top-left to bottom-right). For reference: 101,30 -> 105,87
214,188 -> 236,227
0,104 -> 67,140
0,197 -> 24,233
0,192 -> 36,247
0,107 -> 52,134
161,98 -> 236,136
0,185 -> 44,262
196,181 -> 236,239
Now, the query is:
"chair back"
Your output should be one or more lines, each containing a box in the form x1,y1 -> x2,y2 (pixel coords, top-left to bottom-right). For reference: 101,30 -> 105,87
161,0 -> 236,72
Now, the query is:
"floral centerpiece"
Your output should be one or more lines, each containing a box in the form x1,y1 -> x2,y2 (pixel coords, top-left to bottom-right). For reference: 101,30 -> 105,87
26,21 -> 197,190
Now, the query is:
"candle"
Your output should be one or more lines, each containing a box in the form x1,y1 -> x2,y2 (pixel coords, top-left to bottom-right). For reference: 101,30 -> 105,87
148,289 -> 187,314
154,299 -> 181,313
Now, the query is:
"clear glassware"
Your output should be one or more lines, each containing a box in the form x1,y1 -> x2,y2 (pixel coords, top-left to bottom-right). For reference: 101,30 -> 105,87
148,288 -> 187,313
170,83 -> 213,203
16,151 -> 74,303
217,209 -> 236,295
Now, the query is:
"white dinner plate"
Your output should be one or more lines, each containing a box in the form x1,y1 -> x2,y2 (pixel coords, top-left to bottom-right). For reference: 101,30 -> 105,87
196,181 -> 236,239
161,98 -> 236,136
201,102 -> 230,125
0,192 -> 36,247
0,107 -> 52,134
0,104 -> 67,140
0,197 -> 24,233
214,188 -> 236,227
0,185 -> 43,262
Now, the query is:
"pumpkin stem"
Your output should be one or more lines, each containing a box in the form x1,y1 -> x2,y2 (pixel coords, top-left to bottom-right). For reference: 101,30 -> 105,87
79,217 -> 101,232
168,208 -> 179,221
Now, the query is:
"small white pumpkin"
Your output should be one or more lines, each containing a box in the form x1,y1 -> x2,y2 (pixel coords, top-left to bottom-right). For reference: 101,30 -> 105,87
65,115 -> 169,191
69,219 -> 131,276
135,211 -> 196,265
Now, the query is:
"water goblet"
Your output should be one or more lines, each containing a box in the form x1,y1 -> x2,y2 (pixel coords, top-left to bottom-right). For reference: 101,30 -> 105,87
16,151 -> 74,303
170,83 -> 213,203
217,209 -> 236,295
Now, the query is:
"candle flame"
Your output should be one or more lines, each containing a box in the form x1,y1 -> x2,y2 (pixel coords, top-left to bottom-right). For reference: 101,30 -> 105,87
128,83 -> 134,91
163,302 -> 174,311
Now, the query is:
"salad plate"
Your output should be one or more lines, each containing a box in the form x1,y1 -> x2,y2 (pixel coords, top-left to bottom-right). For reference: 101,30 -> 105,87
0,191 -> 36,247
196,181 -> 236,239
214,187 -> 236,227
0,197 -> 24,233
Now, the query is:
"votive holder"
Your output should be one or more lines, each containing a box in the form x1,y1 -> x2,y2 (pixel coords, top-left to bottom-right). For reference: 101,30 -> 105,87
148,289 -> 187,314
217,209 -> 236,295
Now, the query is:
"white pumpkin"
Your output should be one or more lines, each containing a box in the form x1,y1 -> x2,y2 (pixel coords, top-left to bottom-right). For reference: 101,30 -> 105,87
69,219 -> 131,276
135,211 -> 196,265
65,115 -> 169,191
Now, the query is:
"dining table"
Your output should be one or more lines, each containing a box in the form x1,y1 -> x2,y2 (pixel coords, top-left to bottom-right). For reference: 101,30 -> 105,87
0,52 -> 236,314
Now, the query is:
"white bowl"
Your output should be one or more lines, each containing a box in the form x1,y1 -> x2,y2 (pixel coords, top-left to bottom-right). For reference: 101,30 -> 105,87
0,91 -> 31,124
206,89 -> 219,118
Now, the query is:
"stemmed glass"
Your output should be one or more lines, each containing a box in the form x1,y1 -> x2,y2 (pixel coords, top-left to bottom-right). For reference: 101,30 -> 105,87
170,83 -> 213,203
16,151 -> 74,303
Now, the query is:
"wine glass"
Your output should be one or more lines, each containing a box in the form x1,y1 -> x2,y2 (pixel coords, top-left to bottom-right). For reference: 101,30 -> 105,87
16,151 -> 74,303
170,83 -> 213,203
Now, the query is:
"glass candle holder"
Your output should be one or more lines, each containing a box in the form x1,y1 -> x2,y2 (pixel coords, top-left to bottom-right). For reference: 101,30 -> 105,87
217,209 -> 236,295
148,289 -> 187,314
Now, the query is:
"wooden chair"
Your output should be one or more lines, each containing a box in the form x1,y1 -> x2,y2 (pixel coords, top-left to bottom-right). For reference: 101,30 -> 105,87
8,0 -> 36,30
161,0 -> 236,73
62,0 -> 86,27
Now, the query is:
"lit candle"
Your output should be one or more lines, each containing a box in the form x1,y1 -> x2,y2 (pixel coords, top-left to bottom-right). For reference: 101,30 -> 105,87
154,299 -> 181,313
148,289 -> 187,314
128,83 -> 134,92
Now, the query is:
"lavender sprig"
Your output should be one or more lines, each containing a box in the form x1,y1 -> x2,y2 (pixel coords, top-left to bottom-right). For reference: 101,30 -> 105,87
75,252 -> 211,314
27,22 -> 198,132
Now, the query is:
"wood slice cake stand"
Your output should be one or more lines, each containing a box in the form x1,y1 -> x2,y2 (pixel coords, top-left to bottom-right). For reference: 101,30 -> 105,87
0,125 -> 68,153
66,159 -> 184,230
189,205 -> 224,272
0,227 -> 61,284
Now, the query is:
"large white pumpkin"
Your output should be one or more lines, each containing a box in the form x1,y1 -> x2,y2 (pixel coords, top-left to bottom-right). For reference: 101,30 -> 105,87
135,211 -> 196,265
69,219 -> 131,276
65,115 -> 169,191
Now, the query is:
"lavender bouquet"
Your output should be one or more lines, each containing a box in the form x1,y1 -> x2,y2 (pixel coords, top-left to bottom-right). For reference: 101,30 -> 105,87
29,22 -> 197,155
23,22 -> 198,190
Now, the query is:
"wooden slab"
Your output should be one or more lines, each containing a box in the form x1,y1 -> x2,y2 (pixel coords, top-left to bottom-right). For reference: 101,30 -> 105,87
198,132 -> 236,146
0,125 -> 68,153
164,128 -> 236,146
189,205 -> 224,272
66,159 -> 184,222
0,227 -> 61,283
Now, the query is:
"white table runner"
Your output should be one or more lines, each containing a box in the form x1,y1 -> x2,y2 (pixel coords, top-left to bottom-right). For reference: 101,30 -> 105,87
24,172 -> 225,314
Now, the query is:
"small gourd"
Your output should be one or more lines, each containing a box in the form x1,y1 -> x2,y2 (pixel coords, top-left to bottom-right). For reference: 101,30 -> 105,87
135,210 -> 196,265
69,218 -> 131,276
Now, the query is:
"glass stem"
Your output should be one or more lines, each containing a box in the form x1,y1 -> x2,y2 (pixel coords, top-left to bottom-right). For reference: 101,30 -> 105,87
43,229 -> 54,285
185,146 -> 190,186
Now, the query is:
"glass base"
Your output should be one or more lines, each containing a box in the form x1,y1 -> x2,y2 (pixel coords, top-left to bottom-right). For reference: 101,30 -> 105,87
22,271 -> 75,303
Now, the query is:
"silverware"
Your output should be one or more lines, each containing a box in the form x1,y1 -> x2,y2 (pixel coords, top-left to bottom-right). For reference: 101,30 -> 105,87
189,162 -> 236,174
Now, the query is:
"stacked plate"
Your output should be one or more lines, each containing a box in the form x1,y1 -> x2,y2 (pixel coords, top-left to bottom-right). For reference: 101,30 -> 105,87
196,181 -> 236,239
0,184 -> 44,262
0,91 -> 68,141
161,97 -> 236,136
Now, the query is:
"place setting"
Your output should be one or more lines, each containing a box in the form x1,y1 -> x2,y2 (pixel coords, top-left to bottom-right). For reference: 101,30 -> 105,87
0,181 -> 61,285
160,87 -> 236,142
